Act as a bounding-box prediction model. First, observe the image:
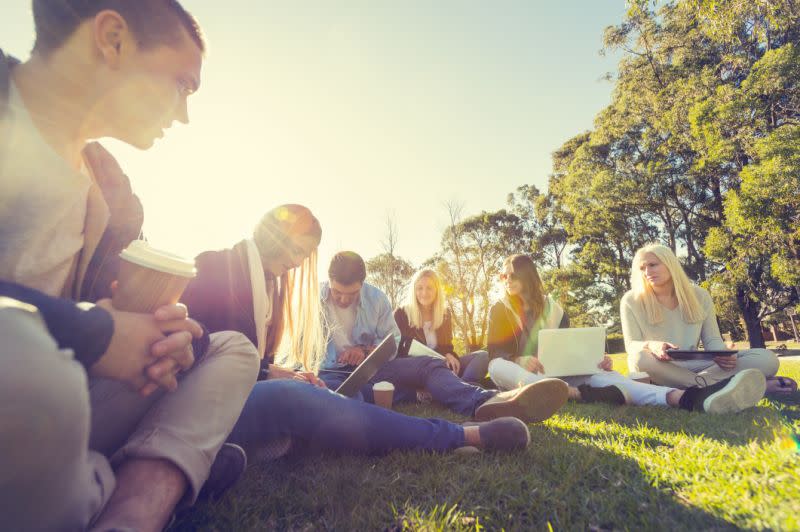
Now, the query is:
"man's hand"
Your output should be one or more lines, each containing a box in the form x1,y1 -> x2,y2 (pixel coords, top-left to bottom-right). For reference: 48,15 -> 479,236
92,300 -> 200,396
444,353 -> 461,374
516,355 -> 544,374
138,303 -> 202,395
713,354 -> 737,370
337,346 -> 367,366
647,341 -> 678,361
598,354 -> 613,372
89,300 -> 171,395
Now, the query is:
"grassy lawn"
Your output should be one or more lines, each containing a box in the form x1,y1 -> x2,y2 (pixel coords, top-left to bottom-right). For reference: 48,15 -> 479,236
173,358 -> 800,531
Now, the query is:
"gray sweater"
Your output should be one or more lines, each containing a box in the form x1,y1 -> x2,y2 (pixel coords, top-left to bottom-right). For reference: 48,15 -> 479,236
620,285 -> 726,357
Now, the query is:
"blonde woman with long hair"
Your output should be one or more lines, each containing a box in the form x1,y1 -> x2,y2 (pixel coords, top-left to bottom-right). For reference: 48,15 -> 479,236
622,243 -> 779,395
394,268 -> 490,384
181,204 -> 537,470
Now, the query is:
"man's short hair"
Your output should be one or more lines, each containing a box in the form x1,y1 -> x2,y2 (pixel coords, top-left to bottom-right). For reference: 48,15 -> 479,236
328,251 -> 366,285
32,0 -> 205,55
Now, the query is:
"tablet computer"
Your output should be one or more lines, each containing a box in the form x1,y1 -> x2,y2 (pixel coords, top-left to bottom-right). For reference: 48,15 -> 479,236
666,349 -> 738,360
335,334 -> 397,397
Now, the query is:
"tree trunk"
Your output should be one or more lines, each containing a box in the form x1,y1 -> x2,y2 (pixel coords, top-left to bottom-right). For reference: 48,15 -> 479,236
736,286 -> 766,348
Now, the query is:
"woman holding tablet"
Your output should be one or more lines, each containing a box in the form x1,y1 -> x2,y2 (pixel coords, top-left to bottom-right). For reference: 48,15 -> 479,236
394,268 -> 490,385
488,254 -> 766,413
622,243 -> 780,392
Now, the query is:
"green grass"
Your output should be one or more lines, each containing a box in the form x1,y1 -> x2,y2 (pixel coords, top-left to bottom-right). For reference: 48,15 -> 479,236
173,358 -> 800,531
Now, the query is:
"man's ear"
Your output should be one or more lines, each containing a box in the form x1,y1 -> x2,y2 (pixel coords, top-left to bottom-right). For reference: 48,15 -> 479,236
93,10 -> 130,68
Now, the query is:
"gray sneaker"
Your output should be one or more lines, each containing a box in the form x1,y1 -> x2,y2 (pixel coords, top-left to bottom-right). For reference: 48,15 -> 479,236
198,443 -> 247,502
474,378 -> 569,423
459,417 -> 530,452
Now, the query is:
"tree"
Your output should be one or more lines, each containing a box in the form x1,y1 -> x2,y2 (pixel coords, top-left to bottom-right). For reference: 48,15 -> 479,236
431,203 -> 527,350
365,216 -> 415,308
506,184 -> 569,269
544,0 -> 800,344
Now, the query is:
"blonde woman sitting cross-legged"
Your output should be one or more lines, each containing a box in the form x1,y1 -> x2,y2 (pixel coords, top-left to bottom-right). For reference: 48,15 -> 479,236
488,254 -> 767,414
622,243 -> 778,393
394,268 -> 490,385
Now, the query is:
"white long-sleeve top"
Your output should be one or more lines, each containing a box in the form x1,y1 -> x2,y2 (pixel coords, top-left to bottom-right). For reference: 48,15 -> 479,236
620,285 -> 726,357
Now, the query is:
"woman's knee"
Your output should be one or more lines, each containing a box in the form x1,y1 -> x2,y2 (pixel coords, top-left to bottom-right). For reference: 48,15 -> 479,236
629,350 -> 658,373
468,350 -> 490,370
204,331 -> 260,380
740,348 -> 779,377
458,351 -> 488,380
487,357 -> 507,377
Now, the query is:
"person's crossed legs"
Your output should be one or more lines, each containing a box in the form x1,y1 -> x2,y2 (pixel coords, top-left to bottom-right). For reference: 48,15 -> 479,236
88,331 -> 258,531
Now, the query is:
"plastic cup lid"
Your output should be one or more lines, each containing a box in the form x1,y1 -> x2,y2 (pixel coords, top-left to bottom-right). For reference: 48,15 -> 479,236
372,381 -> 395,391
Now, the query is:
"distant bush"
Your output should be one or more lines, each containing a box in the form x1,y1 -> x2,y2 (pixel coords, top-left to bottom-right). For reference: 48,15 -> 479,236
606,332 -> 625,354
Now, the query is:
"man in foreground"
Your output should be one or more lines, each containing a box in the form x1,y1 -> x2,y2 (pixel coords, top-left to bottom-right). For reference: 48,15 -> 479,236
0,2 -> 257,529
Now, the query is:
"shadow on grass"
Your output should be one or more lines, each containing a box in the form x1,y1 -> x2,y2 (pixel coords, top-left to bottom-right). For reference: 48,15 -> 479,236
764,392 -> 800,431
172,427 -> 739,531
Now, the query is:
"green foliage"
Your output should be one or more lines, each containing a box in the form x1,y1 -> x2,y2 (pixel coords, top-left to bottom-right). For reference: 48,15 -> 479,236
519,0 -> 800,344
366,252 -> 415,309
432,208 -> 528,349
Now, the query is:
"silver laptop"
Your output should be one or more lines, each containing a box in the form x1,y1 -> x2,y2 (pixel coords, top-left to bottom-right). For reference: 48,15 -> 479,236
334,334 -> 397,397
537,327 -> 606,377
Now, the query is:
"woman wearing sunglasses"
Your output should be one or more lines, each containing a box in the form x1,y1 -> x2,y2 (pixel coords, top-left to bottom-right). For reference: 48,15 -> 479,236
487,254 -> 766,413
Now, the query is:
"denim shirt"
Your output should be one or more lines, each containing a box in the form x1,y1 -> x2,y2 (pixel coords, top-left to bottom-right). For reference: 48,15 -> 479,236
320,281 -> 401,369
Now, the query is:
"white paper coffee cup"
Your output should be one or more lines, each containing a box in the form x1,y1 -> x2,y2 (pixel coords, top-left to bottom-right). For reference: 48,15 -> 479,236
112,240 -> 196,313
373,381 -> 395,409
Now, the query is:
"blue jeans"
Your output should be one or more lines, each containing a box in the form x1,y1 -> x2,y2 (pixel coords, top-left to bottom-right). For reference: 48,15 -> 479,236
226,380 -> 465,455
458,350 -> 490,384
320,355 -> 496,416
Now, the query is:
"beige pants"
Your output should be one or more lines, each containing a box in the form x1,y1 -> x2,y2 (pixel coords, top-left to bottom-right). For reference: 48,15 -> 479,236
0,297 -> 258,531
628,348 -> 779,388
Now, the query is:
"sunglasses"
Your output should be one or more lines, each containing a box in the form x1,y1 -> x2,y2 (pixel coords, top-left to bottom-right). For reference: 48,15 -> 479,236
499,272 -> 519,281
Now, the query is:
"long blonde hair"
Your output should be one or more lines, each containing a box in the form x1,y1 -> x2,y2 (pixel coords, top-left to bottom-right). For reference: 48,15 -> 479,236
254,204 -> 327,371
630,243 -> 704,325
403,268 -> 446,330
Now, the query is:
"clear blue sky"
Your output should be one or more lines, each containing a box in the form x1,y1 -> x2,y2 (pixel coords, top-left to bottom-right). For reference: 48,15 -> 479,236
1,1 -> 625,268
